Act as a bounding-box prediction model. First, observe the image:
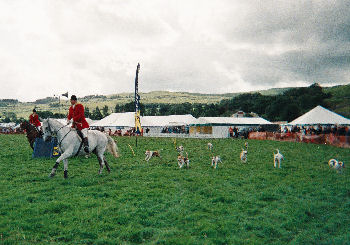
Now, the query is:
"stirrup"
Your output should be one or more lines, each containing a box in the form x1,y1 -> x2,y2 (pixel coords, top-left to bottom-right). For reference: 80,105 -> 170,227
84,146 -> 89,153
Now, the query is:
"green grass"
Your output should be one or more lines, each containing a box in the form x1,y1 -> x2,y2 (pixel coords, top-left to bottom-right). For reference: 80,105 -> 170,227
0,135 -> 350,244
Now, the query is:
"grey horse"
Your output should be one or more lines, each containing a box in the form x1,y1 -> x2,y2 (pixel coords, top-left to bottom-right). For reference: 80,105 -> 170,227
42,118 -> 119,178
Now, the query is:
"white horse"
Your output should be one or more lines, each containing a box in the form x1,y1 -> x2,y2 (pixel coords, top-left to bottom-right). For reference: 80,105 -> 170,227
42,118 -> 119,178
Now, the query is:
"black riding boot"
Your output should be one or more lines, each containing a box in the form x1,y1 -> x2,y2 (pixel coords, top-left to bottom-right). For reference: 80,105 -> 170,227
83,137 -> 89,153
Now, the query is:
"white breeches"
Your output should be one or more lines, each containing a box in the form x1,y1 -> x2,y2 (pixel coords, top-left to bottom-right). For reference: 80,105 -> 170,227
81,128 -> 88,138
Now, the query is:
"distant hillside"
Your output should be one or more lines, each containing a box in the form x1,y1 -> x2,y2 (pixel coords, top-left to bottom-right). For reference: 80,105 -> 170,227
0,84 -> 349,120
324,84 -> 350,118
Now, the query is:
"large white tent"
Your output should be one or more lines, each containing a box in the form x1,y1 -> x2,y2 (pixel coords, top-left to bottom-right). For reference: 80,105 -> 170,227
141,114 -> 196,136
289,105 -> 350,125
192,117 -> 272,126
91,112 -> 135,128
90,112 -> 274,138
142,114 -> 196,127
91,113 -> 196,128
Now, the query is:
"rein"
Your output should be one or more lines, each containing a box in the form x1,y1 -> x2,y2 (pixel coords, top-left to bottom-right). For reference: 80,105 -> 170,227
57,128 -> 73,148
47,119 -> 84,156
47,119 -> 73,148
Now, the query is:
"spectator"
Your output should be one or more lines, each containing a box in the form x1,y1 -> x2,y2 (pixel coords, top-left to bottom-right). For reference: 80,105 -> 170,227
233,127 -> 238,138
229,127 -> 233,137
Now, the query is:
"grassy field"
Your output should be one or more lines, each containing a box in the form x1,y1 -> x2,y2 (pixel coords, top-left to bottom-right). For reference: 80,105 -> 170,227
0,135 -> 350,244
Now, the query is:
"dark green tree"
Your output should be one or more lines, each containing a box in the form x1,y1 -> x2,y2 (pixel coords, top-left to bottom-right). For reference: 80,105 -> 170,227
85,107 -> 91,118
102,105 -> 110,117
92,107 -> 103,120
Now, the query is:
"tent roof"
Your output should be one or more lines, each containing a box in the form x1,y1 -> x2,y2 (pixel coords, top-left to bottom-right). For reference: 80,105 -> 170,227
91,112 -> 135,127
289,105 -> 350,125
190,117 -> 272,125
141,114 -> 196,127
91,113 -> 196,127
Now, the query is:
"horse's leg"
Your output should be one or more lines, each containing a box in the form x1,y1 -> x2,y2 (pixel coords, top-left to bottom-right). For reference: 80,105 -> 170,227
49,149 -> 73,178
97,154 -> 105,174
103,156 -> 111,173
29,138 -> 34,150
63,159 -> 68,178
93,147 -> 104,175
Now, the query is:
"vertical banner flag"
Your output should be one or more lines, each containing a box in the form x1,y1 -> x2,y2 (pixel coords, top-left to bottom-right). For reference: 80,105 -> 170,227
135,63 -> 142,134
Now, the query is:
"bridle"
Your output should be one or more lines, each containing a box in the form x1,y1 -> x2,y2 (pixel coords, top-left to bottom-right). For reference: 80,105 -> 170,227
46,119 -> 73,148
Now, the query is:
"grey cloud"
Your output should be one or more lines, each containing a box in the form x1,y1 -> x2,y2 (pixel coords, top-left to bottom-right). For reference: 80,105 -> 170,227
1,0 -> 350,101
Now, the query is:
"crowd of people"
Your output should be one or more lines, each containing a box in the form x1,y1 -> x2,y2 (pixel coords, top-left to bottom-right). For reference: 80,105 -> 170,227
161,126 -> 189,134
283,124 -> 349,136
91,127 -> 145,136
0,126 -> 22,134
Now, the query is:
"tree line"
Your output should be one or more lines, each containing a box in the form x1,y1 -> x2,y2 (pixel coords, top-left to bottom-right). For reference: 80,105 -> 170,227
110,83 -> 330,122
0,83 -> 332,123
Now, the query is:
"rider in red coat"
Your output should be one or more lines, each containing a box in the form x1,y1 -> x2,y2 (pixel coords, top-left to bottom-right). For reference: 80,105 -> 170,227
67,95 -> 90,153
29,109 -> 41,128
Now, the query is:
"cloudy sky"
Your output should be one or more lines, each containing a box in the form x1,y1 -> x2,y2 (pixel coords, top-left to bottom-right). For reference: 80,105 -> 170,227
0,0 -> 349,101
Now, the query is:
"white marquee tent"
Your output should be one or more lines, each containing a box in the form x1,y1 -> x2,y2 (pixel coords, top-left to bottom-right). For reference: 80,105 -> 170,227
289,105 -> 350,125
192,117 -> 272,126
90,112 -> 135,128
90,113 -> 196,136
142,114 -> 196,127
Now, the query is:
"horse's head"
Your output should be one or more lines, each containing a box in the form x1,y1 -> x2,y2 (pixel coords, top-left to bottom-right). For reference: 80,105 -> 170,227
20,120 -> 29,130
41,119 -> 52,142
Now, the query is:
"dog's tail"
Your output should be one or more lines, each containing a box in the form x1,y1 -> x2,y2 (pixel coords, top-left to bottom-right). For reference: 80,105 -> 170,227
107,136 -> 119,158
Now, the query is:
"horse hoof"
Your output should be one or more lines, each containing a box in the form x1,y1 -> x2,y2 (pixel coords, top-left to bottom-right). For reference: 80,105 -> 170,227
64,170 -> 68,179
49,173 -> 55,178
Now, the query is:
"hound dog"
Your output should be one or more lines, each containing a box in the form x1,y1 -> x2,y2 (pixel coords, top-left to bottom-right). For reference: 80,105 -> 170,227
273,149 -> 284,168
176,145 -> 184,154
211,156 -> 222,169
328,159 -> 345,172
240,148 -> 248,163
145,150 -> 161,162
207,143 -> 213,150
177,153 -> 190,168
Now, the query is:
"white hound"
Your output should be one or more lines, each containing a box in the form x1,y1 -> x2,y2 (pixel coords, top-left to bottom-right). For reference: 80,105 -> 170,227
273,149 -> 284,168
211,156 -> 222,169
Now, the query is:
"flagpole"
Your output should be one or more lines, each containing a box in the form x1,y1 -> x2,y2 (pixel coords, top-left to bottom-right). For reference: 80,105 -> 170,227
135,63 -> 140,147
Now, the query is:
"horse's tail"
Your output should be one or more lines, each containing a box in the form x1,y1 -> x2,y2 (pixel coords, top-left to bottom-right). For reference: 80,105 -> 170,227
107,136 -> 119,158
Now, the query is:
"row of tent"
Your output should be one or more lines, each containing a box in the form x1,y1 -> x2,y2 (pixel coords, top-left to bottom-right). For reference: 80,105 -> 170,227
88,106 -> 350,138
89,113 -> 272,129
90,106 -> 350,129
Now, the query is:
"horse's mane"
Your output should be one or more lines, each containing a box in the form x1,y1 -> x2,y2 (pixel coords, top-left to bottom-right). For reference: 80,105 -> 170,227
21,120 -> 36,132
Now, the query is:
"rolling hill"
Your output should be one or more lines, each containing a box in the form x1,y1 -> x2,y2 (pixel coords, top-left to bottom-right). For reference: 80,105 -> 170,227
0,84 -> 349,120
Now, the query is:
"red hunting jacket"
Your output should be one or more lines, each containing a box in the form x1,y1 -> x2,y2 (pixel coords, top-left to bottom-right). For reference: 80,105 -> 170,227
68,104 -> 89,130
29,114 -> 41,127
